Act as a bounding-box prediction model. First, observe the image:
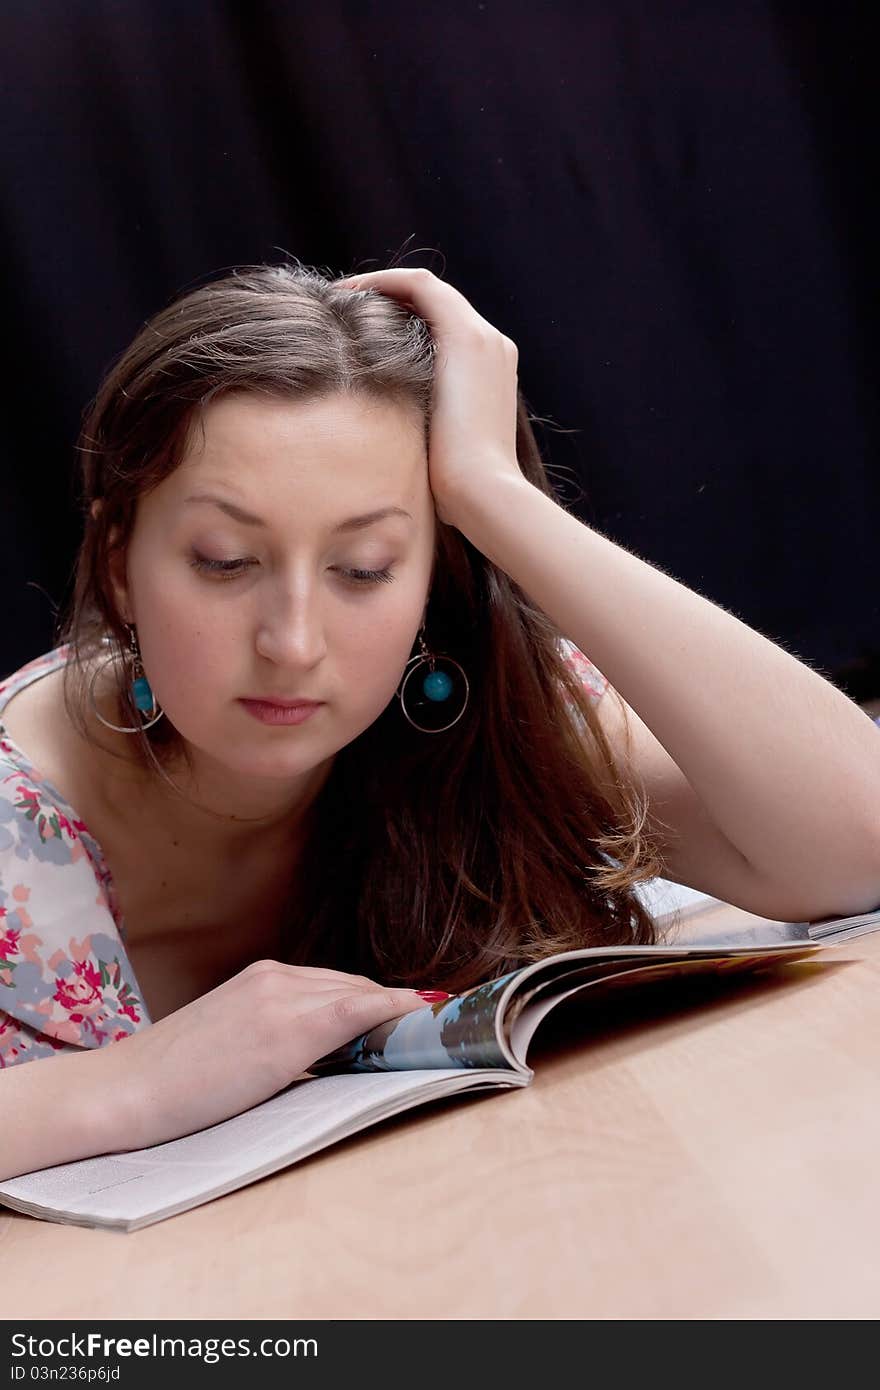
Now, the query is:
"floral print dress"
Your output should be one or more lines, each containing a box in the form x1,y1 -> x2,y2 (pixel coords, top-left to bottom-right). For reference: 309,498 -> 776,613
0,639 -> 608,1069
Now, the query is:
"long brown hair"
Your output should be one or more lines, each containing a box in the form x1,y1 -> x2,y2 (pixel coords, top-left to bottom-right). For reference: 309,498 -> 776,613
57,260 -> 667,991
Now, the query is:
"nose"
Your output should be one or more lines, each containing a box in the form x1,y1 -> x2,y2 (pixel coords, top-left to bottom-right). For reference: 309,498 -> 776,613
254,581 -> 328,668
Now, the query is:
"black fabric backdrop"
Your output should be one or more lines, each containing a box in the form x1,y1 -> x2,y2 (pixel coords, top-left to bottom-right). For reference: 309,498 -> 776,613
2,2 -> 876,695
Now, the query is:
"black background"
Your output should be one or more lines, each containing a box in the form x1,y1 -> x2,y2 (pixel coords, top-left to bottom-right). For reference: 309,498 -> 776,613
2,2 -> 876,695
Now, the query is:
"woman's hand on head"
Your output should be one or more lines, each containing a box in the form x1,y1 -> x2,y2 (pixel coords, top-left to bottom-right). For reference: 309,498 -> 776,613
337,267 -> 528,530
96,961 -> 432,1151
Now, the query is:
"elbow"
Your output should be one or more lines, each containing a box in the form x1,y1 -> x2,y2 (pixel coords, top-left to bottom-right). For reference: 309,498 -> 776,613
824,825 -> 880,918
750,842 -> 880,924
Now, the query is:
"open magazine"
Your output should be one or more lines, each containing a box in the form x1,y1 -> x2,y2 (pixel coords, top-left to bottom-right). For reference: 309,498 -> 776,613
1,884 -> 878,1232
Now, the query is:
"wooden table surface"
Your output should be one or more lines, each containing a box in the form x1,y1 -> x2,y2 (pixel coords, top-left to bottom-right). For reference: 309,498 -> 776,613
3,910 -> 879,1320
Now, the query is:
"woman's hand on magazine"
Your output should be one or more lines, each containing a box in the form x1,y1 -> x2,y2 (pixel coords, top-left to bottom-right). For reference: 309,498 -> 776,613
97,961 -> 432,1152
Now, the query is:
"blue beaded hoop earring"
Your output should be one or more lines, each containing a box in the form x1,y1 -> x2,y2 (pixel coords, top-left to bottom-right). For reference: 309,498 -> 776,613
396,627 -> 469,733
88,624 -> 165,734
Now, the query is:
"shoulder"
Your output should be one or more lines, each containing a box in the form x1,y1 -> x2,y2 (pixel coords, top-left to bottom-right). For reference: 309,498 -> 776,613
0,753 -> 148,1067
0,745 -> 93,872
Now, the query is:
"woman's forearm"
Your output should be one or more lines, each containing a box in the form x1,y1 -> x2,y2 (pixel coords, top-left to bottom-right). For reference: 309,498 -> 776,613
455,473 -> 880,913
0,1046 -> 131,1182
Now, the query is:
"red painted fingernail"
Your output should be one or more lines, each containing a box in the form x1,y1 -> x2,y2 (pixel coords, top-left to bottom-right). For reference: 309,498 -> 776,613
415,990 -> 452,1002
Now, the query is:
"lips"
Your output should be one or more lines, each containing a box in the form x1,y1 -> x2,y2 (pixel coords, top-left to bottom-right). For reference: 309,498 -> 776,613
244,697 -> 323,708
239,697 -> 324,726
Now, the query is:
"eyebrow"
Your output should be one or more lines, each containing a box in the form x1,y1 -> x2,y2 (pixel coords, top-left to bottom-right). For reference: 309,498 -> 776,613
183,493 -> 413,533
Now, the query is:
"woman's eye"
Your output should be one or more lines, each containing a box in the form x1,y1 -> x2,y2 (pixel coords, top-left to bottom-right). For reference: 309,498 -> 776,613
337,566 -> 396,586
188,554 -> 395,587
189,554 -> 253,581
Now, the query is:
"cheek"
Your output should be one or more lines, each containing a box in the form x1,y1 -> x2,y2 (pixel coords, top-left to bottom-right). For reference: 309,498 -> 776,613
129,565 -> 233,704
332,595 -> 425,707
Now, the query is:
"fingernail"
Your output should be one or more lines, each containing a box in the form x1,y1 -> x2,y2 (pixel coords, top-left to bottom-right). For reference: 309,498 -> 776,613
414,990 -> 452,1002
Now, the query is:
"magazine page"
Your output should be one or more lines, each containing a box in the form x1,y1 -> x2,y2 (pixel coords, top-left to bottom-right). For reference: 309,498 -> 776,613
641,871 -> 880,946
306,937 -> 750,1079
506,945 -> 820,1066
631,876 -> 723,924
0,1066 -> 526,1232
807,910 -> 880,941
310,937 -> 827,1080
659,890 -> 880,948
309,973 -> 520,1075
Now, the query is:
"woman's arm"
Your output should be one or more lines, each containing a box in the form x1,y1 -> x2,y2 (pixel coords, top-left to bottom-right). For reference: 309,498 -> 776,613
458,473 -> 880,923
335,267 -> 880,923
0,1045 -> 129,1181
0,964 -> 432,1183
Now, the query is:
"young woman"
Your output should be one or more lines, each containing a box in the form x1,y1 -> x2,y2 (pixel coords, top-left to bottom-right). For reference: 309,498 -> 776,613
2,262 -> 879,1179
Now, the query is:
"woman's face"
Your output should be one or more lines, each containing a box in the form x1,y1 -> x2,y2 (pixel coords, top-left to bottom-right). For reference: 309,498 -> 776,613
109,390 -> 437,792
